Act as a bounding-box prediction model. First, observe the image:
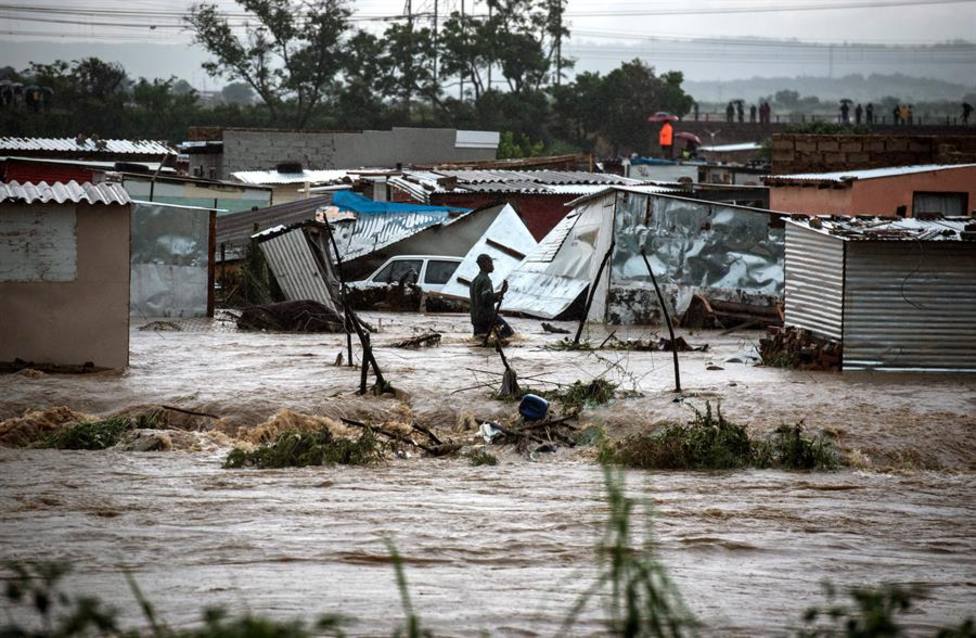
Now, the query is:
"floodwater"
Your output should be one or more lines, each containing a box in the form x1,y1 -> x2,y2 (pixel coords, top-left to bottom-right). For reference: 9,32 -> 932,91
2,313 -> 976,635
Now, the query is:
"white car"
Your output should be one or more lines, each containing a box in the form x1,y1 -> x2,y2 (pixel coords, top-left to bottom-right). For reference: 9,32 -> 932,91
350,255 -> 463,294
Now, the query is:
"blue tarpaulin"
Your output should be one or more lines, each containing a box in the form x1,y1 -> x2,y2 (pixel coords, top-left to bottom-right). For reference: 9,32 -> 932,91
332,190 -> 470,215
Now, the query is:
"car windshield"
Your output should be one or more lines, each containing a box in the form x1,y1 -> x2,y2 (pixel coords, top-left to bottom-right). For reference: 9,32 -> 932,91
424,260 -> 460,284
372,259 -> 422,284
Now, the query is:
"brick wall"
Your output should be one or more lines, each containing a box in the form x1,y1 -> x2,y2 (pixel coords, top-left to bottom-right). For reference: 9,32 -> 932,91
771,134 -> 976,174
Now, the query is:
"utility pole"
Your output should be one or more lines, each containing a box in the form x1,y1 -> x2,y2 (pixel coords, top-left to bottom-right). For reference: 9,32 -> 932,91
554,0 -> 563,87
487,0 -> 492,91
404,0 -> 413,113
459,0 -> 465,100
433,0 -> 439,87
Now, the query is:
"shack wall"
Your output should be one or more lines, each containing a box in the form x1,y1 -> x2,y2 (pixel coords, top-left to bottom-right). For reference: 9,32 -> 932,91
608,193 -> 784,324
783,224 -> 846,340
0,202 -> 130,369
850,168 -> 976,216
842,241 -> 976,371
768,184 -> 853,216
130,202 -> 212,319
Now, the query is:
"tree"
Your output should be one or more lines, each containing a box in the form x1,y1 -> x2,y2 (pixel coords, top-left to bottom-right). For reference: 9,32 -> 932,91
774,89 -> 800,108
599,59 -> 693,155
186,0 -> 351,127
220,82 -> 255,105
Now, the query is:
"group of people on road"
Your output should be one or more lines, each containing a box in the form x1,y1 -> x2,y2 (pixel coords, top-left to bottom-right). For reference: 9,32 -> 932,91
724,101 -> 773,124
840,102 -> 875,125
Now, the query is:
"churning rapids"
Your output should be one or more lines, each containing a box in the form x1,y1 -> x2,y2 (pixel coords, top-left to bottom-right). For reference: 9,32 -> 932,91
2,313 -> 975,635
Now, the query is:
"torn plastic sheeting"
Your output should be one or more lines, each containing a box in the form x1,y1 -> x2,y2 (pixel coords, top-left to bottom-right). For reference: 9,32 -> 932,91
480,422 -> 503,444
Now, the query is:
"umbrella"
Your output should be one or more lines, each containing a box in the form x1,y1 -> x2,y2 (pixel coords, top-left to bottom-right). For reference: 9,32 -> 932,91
647,111 -> 680,123
839,98 -> 854,105
675,132 -> 702,145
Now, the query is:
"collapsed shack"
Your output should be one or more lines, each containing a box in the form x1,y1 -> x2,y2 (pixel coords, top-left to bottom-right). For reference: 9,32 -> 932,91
502,187 -> 786,326
236,300 -> 345,333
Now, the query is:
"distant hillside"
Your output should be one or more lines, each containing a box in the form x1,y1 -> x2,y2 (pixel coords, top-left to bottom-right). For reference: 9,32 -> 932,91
685,73 -> 976,103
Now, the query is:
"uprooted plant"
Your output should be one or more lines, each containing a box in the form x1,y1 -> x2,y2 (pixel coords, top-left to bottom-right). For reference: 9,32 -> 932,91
603,402 -> 838,471
539,378 -> 619,414
42,413 -> 161,451
224,428 -> 385,469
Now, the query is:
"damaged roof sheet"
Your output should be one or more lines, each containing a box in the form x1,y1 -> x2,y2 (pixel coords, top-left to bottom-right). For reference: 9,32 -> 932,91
787,216 -> 974,242
232,169 -> 352,185
765,163 -> 976,186
0,180 -> 132,205
392,168 -> 644,198
331,210 -> 465,262
0,136 -> 175,155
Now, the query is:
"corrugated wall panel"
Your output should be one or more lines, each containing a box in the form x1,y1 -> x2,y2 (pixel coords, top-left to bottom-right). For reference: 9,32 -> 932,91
259,229 -> 340,314
784,224 -> 845,340
843,242 -> 976,371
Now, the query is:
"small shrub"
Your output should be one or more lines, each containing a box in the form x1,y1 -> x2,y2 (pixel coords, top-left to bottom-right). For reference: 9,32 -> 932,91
754,424 -> 838,470
540,379 -> 618,413
466,449 -> 498,466
224,429 -> 384,469
797,582 -> 975,638
43,417 -> 132,450
604,403 -> 837,471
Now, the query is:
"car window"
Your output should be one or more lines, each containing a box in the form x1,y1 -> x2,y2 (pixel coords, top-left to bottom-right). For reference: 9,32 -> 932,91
424,260 -> 460,284
373,259 -> 422,284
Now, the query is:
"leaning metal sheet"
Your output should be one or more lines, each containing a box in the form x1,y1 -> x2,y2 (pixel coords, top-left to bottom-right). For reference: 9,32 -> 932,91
259,228 -> 342,316
608,193 -> 784,322
130,202 -> 210,318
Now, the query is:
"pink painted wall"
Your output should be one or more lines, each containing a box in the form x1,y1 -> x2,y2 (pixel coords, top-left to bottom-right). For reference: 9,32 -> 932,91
769,185 -> 852,216
770,166 -> 976,216
850,167 -> 976,216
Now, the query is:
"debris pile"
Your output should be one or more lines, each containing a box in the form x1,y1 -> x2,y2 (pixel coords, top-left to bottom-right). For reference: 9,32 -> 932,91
385,332 -> 442,348
347,284 -> 467,313
759,326 -> 842,370
682,294 -> 783,330
236,300 -> 345,333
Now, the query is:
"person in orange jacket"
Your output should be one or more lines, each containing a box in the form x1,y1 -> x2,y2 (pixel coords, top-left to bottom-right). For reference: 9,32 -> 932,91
659,121 -> 674,158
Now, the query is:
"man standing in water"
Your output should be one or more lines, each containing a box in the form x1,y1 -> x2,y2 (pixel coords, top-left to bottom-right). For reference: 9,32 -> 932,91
470,254 -> 513,338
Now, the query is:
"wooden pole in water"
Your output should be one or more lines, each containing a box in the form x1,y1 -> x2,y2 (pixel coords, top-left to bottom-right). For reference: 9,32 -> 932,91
640,249 -> 681,393
574,242 -> 615,345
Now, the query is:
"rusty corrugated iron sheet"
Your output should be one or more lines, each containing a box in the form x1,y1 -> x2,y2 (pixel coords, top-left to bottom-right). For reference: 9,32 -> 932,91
0,180 -> 132,205
0,137 -> 175,156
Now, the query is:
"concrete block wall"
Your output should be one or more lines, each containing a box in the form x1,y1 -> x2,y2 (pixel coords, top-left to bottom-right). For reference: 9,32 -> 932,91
772,134 -> 976,174
221,127 -> 497,174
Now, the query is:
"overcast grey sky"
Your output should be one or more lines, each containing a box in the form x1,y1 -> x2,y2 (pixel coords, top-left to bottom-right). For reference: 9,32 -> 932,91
1,0 -> 974,84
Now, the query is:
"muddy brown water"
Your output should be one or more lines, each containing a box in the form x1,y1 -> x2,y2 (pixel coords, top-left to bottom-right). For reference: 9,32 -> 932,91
2,313 -> 975,635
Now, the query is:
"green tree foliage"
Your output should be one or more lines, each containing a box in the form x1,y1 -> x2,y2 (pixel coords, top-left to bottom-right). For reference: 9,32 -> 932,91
3,0 -> 695,156
186,0 -> 351,127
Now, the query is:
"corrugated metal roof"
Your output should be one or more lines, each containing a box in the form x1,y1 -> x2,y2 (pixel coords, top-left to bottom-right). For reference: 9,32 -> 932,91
766,163 -> 976,185
787,216 -> 972,242
701,142 -> 762,152
390,168 -> 644,198
331,210 -> 461,262
0,180 -> 131,205
0,137 -> 175,155
216,196 -> 334,260
232,169 -> 351,185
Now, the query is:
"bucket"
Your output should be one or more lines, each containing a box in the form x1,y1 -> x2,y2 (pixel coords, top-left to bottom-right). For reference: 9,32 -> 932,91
519,394 -> 549,421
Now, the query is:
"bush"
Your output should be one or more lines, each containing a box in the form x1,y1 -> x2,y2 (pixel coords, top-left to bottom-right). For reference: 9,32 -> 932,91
605,403 -> 837,471
539,379 -> 618,413
224,429 -> 384,469
466,449 -> 498,466
43,417 -> 132,450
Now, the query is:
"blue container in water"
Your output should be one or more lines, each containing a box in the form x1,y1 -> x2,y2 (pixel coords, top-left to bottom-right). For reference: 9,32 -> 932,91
519,394 -> 549,421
